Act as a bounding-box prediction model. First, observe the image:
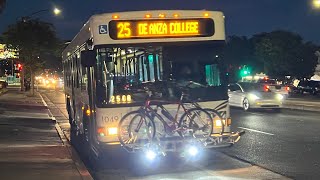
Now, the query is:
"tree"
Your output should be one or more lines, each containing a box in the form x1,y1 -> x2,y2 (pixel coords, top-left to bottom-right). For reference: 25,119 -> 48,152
0,0 -> 6,14
2,19 -> 59,95
224,36 -> 257,82
293,42 -> 319,78
252,30 -> 318,79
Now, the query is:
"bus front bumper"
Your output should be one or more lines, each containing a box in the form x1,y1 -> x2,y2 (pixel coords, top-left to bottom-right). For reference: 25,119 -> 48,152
204,130 -> 245,148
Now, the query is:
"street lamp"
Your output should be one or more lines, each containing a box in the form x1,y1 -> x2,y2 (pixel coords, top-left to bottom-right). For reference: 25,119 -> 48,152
21,7 -> 61,22
53,7 -> 61,16
312,0 -> 320,8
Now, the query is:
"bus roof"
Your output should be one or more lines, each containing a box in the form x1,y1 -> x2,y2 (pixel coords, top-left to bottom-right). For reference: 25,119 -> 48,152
63,10 -> 225,58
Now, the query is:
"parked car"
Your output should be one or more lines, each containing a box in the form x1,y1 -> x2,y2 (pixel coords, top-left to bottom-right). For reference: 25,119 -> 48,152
228,82 -> 284,111
296,80 -> 320,95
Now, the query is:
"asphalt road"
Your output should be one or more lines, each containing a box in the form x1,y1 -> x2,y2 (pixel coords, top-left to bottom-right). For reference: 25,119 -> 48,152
4,86 -> 317,179
39,89 -> 290,180
221,108 -> 320,179
40,88 -> 320,179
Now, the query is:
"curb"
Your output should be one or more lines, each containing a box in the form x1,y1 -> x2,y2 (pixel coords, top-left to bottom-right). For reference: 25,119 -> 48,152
55,123 -> 93,180
39,91 -> 93,180
283,105 -> 320,112
0,88 -> 8,96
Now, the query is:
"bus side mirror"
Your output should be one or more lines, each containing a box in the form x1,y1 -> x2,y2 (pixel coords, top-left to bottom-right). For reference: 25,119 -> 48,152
81,50 -> 96,67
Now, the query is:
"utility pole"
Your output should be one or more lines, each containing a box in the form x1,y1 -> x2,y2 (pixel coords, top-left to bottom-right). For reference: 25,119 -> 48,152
11,59 -> 14,76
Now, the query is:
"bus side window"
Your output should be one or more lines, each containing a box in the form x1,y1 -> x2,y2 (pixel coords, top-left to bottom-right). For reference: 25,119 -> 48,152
75,55 -> 80,88
81,65 -> 87,91
67,59 -> 71,87
78,50 -> 87,91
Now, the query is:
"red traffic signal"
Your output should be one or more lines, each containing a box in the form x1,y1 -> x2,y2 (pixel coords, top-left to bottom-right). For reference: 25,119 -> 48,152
17,64 -> 22,71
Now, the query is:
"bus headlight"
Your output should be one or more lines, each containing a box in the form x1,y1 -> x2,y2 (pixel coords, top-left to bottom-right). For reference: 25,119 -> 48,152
107,127 -> 118,135
146,150 -> 157,160
97,127 -> 118,136
215,119 -> 222,127
187,145 -> 199,156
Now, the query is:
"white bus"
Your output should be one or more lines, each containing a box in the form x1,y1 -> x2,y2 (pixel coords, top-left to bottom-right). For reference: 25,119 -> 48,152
62,10 -> 242,161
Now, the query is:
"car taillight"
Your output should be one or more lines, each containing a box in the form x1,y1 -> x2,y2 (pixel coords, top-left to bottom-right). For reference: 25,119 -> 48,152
285,86 -> 290,91
264,85 -> 270,92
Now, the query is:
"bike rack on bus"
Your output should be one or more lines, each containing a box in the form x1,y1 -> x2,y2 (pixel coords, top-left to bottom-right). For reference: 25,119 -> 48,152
120,130 -> 245,154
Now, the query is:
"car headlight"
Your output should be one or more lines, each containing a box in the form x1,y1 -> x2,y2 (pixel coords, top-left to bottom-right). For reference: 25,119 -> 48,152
248,93 -> 260,100
276,94 -> 284,101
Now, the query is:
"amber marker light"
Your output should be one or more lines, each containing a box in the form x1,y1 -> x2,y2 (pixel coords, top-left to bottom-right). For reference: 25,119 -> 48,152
145,14 -> 151,18
159,13 -> 165,18
112,15 -> 119,19
86,109 -> 91,116
204,13 -> 209,17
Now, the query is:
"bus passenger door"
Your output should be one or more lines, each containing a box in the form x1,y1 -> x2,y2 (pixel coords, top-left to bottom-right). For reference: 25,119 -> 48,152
87,66 -> 97,144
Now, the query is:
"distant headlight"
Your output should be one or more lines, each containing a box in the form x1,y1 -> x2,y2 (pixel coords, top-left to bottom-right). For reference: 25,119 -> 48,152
248,93 -> 260,100
276,94 -> 284,101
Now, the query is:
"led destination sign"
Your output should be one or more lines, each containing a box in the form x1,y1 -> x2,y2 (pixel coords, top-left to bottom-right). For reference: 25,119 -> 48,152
109,18 -> 214,39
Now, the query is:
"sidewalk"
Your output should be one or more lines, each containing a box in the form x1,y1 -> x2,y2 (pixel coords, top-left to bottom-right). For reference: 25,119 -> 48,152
0,88 -> 8,96
0,87 -> 92,180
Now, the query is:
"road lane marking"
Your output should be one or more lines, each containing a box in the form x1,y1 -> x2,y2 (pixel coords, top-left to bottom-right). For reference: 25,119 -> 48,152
38,93 -> 48,107
238,127 -> 274,136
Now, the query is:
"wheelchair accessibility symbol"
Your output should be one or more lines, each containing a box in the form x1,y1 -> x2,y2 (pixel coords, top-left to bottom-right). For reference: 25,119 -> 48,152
98,25 -> 108,34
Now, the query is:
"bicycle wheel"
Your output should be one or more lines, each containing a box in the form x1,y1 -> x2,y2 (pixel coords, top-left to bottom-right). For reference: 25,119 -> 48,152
118,110 -> 156,149
179,108 -> 213,139
203,108 -> 224,135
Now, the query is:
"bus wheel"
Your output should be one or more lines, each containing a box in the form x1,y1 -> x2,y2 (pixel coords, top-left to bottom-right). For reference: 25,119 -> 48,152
68,102 -> 78,145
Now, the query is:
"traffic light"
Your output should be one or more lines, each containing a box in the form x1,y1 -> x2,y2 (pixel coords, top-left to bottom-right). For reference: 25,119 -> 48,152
17,64 -> 22,71
240,65 -> 251,77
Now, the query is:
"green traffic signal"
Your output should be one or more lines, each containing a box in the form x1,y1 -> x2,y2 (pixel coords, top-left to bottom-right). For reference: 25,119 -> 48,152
240,66 -> 251,77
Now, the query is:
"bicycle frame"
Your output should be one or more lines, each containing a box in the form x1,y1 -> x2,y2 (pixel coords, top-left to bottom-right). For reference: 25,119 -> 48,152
132,90 -> 213,139
143,98 -> 200,133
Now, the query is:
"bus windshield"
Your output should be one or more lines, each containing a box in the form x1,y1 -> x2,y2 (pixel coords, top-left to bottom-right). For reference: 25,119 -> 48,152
95,43 -> 227,106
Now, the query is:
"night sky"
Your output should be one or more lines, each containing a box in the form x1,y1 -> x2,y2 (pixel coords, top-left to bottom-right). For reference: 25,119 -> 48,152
1,0 -> 319,43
